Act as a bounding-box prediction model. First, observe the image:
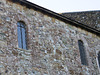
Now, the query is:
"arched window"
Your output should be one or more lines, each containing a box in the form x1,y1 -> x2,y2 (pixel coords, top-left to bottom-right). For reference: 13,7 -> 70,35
98,52 -> 100,67
78,40 -> 88,65
17,21 -> 27,49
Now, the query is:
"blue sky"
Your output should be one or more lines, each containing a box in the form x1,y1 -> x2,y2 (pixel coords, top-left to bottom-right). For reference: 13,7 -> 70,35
27,0 -> 100,13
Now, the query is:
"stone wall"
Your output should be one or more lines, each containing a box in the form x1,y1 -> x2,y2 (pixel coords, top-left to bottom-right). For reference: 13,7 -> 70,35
0,0 -> 100,75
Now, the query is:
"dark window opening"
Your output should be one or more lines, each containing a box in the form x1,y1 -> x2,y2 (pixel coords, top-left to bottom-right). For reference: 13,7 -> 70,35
17,21 -> 27,49
98,52 -> 100,67
78,40 -> 88,65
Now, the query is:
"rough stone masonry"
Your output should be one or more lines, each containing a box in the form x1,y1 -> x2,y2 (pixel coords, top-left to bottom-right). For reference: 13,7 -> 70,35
0,0 -> 100,75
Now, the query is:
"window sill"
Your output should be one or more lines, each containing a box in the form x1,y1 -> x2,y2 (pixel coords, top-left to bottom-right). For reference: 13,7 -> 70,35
15,47 -> 32,52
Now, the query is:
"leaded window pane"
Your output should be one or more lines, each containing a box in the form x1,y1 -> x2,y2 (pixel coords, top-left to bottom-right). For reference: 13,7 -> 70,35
17,22 -> 27,49
98,53 -> 100,67
17,26 -> 22,48
22,27 -> 27,49
78,40 -> 88,65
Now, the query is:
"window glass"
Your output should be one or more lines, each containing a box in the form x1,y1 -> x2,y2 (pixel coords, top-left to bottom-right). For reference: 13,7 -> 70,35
98,52 -> 100,67
78,40 -> 88,65
17,22 -> 27,49
22,27 -> 27,49
17,26 -> 22,48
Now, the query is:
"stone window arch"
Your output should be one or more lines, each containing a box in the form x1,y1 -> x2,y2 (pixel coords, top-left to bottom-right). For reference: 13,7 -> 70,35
17,21 -> 27,49
78,40 -> 88,65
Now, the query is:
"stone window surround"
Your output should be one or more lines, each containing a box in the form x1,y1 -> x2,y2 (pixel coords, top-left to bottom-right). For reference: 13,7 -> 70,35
77,35 -> 92,67
14,16 -> 29,50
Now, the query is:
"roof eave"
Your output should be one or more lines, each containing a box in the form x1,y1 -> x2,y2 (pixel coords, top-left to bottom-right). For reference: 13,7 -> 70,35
8,0 -> 100,36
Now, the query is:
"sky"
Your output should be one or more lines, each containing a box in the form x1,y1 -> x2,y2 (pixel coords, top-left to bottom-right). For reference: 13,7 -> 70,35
27,0 -> 100,13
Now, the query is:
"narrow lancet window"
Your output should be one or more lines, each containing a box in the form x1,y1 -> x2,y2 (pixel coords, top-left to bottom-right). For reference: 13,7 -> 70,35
98,52 -> 100,67
78,40 -> 88,65
17,21 -> 27,49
